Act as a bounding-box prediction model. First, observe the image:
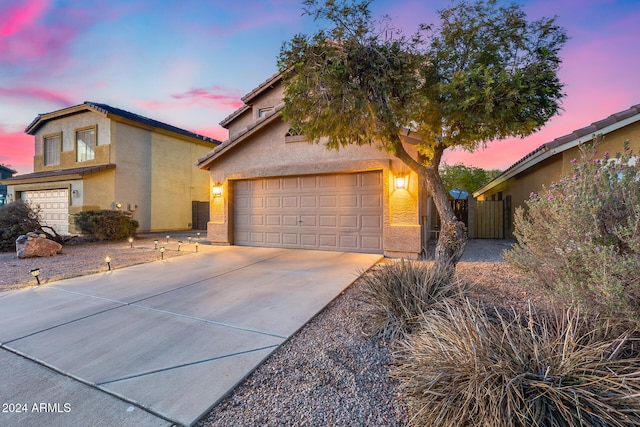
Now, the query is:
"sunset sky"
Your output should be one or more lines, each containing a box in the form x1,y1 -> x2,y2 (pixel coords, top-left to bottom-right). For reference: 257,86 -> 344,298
1,0 -> 639,175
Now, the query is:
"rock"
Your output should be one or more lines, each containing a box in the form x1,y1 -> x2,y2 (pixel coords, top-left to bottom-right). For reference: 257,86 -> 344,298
16,232 -> 62,258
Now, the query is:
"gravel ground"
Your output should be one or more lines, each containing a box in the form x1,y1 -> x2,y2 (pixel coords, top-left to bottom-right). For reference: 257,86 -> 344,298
0,236 -> 551,426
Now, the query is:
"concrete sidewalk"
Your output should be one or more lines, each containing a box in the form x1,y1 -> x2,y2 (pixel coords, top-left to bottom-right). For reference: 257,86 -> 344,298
0,246 -> 381,426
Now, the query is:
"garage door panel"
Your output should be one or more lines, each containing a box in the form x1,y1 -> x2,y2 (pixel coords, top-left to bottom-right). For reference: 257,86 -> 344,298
21,189 -> 69,235
234,172 -> 383,253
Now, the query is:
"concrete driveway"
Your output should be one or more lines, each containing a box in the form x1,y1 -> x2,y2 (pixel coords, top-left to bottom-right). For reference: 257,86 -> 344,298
0,246 -> 381,426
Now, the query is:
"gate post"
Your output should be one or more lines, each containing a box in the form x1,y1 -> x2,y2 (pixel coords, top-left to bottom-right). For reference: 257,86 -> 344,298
467,195 -> 475,239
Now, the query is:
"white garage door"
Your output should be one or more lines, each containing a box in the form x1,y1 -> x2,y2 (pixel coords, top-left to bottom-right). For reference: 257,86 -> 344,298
234,171 -> 383,253
21,189 -> 70,235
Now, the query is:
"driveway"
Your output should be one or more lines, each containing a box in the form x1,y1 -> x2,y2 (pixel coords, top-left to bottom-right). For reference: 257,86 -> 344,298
0,246 -> 381,426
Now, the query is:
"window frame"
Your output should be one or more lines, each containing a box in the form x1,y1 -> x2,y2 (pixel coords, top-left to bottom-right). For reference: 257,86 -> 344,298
43,132 -> 62,166
75,125 -> 97,162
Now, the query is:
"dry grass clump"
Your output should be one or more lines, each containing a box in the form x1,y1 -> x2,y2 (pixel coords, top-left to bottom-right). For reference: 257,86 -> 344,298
359,260 -> 467,341
392,299 -> 640,427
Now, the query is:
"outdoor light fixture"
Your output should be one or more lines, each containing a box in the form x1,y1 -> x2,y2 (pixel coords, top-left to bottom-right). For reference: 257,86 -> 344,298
153,239 -> 158,250
105,256 -> 111,271
177,241 -> 183,251
7,194 -> 13,202
166,235 -> 170,243
30,268 -> 41,285
72,189 -> 79,197
160,246 -> 165,260
128,237 -> 134,248
195,241 -> 199,252
394,175 -> 407,190
188,236 -> 192,244
197,232 -> 201,239
212,183 -> 223,198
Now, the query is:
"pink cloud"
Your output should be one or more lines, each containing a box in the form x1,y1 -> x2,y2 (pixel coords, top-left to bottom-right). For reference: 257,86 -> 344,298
0,0 -> 48,37
0,86 -> 73,107
192,127 -> 229,143
171,86 -> 245,110
0,127 -> 33,174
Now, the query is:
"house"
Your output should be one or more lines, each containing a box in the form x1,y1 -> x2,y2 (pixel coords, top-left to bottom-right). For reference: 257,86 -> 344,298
472,103 -> 640,238
0,164 -> 17,206
1,102 -> 219,234
196,73 -> 428,258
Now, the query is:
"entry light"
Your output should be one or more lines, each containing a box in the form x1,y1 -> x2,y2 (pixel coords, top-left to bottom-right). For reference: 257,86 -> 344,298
30,268 -> 41,285
105,256 -> 112,271
160,246 -> 165,260
212,183 -> 223,198
394,175 -> 407,190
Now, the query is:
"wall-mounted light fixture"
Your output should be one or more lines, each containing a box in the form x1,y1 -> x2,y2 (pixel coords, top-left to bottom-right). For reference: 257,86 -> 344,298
113,202 -> 122,210
394,175 -> 407,190
72,189 -> 80,197
30,268 -> 41,285
105,256 -> 112,271
8,194 -> 14,202
212,183 -> 223,198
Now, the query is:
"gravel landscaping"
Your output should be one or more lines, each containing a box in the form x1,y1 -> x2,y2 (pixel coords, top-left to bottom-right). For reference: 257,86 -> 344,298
0,236 -> 552,426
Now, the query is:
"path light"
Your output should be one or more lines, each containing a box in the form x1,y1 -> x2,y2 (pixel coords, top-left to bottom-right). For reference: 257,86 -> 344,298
188,236 -> 192,244
166,235 -> 170,243
195,241 -> 199,252
160,246 -> 165,260
177,241 -> 183,251
128,237 -> 134,248
105,256 -> 112,271
153,239 -> 158,250
30,268 -> 41,285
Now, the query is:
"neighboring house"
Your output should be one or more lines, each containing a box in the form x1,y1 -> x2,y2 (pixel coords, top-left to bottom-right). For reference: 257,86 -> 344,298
1,102 -> 219,235
473,103 -> 640,238
0,164 -> 17,206
196,73 -> 428,258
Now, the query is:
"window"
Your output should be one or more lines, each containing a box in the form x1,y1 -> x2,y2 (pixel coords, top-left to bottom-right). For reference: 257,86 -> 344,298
76,127 -> 96,162
258,107 -> 274,118
43,134 -> 61,166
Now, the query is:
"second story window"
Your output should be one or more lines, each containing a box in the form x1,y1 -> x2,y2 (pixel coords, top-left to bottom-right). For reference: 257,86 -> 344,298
43,134 -> 61,166
258,107 -> 274,118
76,127 -> 96,162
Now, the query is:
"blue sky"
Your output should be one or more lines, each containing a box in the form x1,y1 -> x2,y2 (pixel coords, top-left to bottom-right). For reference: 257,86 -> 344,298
2,0 -> 639,174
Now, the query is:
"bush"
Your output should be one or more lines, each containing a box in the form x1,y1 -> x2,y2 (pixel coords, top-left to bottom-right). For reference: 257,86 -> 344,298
0,201 -> 43,251
359,259 -> 466,341
74,210 -> 139,241
505,139 -> 640,320
392,299 -> 640,427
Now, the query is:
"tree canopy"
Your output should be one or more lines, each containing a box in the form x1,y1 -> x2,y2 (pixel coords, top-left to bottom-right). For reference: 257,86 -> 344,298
440,163 -> 502,194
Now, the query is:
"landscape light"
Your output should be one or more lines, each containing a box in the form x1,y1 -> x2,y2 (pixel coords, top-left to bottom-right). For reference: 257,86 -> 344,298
195,241 -> 199,252
105,256 -> 112,271
197,232 -> 201,239
166,235 -> 170,243
160,246 -> 165,260
30,268 -> 41,285
188,236 -> 192,244
128,237 -> 134,248
177,241 -> 183,251
153,239 -> 158,250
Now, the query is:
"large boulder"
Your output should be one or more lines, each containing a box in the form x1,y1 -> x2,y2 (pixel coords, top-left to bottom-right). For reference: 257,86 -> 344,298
16,232 -> 62,258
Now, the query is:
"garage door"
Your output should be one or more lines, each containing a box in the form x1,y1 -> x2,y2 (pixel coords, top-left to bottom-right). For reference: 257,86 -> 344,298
234,171 -> 383,253
21,189 -> 70,235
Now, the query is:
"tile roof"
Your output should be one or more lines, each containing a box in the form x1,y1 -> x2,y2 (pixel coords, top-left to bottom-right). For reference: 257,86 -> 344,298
219,71 -> 283,128
25,102 -> 220,146
1,164 -> 116,184
474,103 -> 640,196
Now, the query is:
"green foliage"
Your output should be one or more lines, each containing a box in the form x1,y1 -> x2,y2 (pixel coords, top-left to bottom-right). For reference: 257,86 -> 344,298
0,201 -> 43,252
392,300 -> 640,427
74,210 -> 139,241
359,260 -> 466,341
439,163 -> 501,193
505,140 -> 640,320
279,0 -> 568,165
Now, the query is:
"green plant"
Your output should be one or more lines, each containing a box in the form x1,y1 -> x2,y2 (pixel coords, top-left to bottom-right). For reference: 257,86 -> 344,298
392,299 -> 640,427
74,210 -> 138,241
0,200 -> 43,251
359,260 -> 466,341
505,139 -> 640,320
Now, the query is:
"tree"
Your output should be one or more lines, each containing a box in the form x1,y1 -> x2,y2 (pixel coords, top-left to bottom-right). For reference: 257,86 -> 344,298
278,0 -> 567,267
440,163 -> 502,194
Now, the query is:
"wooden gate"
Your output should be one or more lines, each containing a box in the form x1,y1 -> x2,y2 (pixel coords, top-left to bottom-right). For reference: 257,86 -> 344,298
474,200 -> 504,239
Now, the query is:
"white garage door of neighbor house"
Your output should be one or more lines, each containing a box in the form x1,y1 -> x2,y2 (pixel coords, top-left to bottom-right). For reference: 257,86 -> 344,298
21,189 -> 70,235
234,171 -> 383,253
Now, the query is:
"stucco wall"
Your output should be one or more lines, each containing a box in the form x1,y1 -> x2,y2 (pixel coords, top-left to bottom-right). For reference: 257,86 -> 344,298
206,119 -> 422,257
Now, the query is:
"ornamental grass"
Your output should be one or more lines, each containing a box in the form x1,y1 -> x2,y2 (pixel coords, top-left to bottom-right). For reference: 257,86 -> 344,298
392,299 -> 640,427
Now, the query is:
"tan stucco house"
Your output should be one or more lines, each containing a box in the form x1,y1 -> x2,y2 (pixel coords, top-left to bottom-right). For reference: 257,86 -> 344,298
473,103 -> 640,238
196,73 -> 428,258
1,102 -> 219,234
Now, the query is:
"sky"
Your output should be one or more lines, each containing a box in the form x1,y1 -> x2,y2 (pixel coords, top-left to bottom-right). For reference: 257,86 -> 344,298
1,0 -> 639,175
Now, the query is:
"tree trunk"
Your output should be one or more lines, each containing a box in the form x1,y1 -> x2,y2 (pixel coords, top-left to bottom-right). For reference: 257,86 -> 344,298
391,135 -> 467,268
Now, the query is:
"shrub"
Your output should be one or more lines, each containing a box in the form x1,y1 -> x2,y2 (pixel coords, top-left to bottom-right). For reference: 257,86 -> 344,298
392,299 -> 640,427
359,259 -> 466,341
505,139 -> 640,320
0,201 -> 43,251
74,210 -> 139,241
